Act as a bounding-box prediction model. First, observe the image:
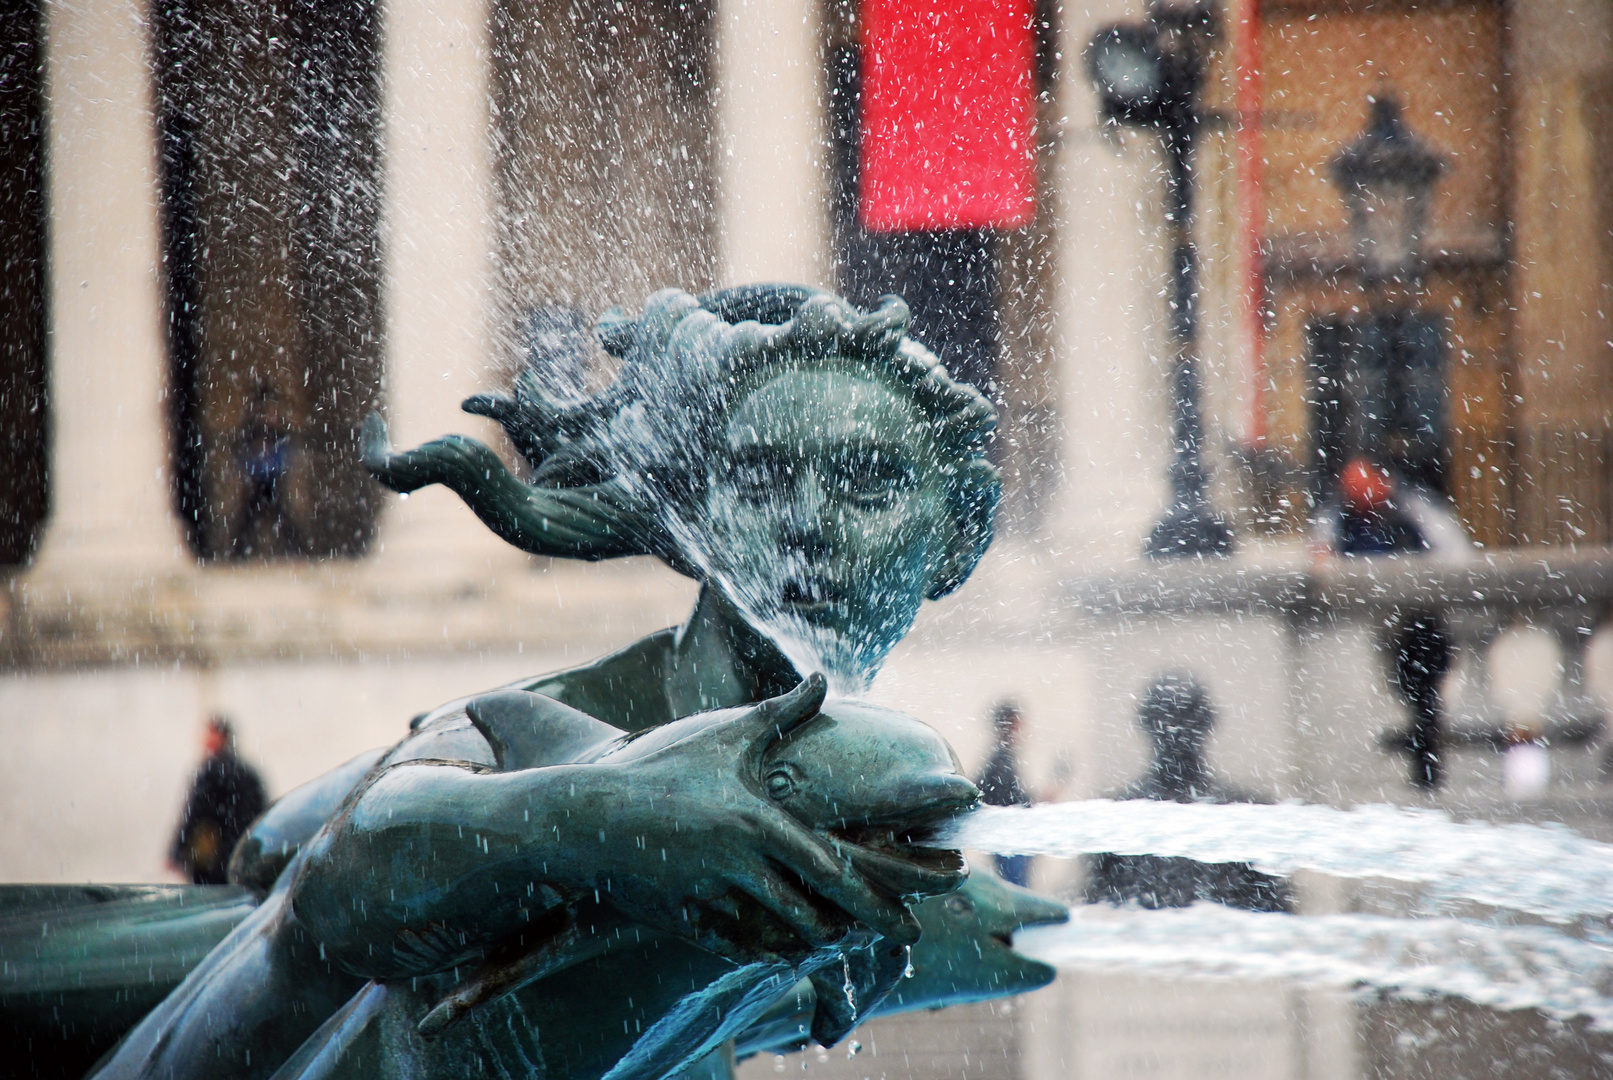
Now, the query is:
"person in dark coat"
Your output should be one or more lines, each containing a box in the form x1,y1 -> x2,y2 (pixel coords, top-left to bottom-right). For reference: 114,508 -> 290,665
1084,674 -> 1292,912
231,382 -> 300,558
976,701 -> 1033,886
170,716 -> 268,885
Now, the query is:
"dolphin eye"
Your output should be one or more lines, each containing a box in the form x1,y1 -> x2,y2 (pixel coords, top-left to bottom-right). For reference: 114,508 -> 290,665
765,766 -> 799,801
945,895 -> 974,917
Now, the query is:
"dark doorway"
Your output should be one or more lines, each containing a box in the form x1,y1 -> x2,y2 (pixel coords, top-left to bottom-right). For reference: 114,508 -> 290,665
0,0 -> 49,566
1308,311 -> 1447,503
154,0 -> 384,560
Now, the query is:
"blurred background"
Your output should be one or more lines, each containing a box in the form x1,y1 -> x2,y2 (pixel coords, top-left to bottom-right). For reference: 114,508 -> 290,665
2,0 -> 1612,1076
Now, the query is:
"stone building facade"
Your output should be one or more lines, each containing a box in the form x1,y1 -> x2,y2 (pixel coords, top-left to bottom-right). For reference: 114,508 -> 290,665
2,0 -> 1611,873
2,3 -> 1612,1077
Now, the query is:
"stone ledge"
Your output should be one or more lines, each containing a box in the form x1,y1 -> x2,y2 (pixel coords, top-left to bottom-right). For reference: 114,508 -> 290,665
1061,546 -> 1613,618
0,556 -> 697,671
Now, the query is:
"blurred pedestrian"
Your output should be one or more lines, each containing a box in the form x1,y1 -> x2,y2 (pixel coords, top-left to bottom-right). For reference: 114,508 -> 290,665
170,715 -> 267,885
1085,674 -> 1292,911
1314,456 -> 1474,559
231,382 -> 299,558
976,701 -> 1033,886
1390,612 -> 1454,790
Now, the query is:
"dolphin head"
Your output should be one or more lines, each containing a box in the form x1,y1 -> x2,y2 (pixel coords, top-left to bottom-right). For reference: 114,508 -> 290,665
876,868 -> 1068,1013
761,699 -> 978,900
761,699 -> 979,831
597,696 -> 978,900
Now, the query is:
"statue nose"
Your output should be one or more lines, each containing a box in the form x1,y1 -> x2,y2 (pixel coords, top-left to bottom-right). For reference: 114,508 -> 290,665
779,475 -> 835,557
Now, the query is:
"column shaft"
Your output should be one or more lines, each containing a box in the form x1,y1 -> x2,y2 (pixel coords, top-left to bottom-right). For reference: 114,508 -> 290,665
34,0 -> 185,576
1044,1 -> 1171,563
373,0 -> 520,579
714,0 -> 830,288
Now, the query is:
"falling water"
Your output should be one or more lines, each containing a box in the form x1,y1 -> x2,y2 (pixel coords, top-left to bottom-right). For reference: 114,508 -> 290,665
1015,906 -> 1613,1031
512,290 -> 951,696
935,800 -> 1613,1028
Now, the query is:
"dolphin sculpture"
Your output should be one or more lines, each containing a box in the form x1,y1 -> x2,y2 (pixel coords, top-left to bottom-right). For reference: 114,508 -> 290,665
733,870 -> 1070,1061
91,688 -> 977,1080
0,884 -> 259,1078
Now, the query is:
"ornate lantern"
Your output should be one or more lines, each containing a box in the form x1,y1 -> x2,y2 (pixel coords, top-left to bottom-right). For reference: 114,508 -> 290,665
1330,96 -> 1445,282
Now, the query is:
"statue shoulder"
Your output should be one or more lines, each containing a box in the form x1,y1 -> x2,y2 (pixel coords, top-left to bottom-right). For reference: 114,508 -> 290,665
514,628 -> 679,732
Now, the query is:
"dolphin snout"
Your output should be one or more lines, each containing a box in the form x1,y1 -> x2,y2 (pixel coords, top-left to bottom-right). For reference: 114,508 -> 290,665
853,772 -> 978,831
915,774 -> 981,819
969,872 -> 1071,937
1002,889 -> 1070,934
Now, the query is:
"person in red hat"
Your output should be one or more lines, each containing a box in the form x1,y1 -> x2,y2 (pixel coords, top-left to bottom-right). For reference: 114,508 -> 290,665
169,715 -> 267,884
1331,457 -> 1427,555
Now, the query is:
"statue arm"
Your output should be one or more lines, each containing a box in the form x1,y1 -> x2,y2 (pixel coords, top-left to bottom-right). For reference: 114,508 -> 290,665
291,678 -> 922,980
360,413 -> 654,560
288,760 -> 618,978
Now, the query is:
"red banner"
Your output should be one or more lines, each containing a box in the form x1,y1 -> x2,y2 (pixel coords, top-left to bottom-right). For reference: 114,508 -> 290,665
859,0 -> 1037,232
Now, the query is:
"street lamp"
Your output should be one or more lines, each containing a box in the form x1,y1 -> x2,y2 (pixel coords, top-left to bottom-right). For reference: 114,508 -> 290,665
1329,95 -> 1444,283
1087,1 -> 1233,558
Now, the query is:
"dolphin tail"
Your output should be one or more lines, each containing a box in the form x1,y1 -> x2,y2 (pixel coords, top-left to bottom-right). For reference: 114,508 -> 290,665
601,960 -> 798,1080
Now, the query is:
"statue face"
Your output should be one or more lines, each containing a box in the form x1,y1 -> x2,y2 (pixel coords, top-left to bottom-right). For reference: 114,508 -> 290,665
700,366 -> 952,687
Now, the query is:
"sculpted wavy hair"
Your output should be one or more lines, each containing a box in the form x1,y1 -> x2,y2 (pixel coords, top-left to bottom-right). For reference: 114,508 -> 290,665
363,284 -> 1000,599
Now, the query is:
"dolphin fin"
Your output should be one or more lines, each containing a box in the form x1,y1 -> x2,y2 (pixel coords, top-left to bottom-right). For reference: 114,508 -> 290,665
807,939 -> 908,1047
465,690 -> 624,771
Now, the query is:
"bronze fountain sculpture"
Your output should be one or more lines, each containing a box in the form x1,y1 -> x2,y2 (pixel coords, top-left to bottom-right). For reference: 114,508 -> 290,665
1,285 -> 1066,1079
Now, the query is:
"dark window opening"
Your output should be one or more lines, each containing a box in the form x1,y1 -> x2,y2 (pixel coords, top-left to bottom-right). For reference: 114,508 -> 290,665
0,0 -> 48,566
1308,311 -> 1447,505
154,0 -> 384,560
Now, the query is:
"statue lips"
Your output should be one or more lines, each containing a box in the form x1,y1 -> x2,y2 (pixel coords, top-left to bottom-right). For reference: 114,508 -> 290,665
779,575 -> 850,621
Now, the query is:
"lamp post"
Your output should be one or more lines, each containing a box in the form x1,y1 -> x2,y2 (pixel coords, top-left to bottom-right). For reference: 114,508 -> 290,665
1086,1 -> 1233,559
1330,95 -> 1444,284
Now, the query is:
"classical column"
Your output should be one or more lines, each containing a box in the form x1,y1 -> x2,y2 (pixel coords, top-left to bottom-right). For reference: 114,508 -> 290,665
30,0 -> 187,579
1042,0 -> 1172,564
714,0 -> 831,288
370,0 -> 522,582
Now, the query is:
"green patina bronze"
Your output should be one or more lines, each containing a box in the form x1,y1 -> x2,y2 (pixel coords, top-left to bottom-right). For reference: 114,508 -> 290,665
735,871 -> 1070,1060
360,283 -> 998,690
3,285 -> 1066,1080
93,679 -> 980,1079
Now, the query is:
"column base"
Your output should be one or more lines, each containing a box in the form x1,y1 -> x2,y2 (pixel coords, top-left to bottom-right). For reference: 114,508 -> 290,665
1144,501 -> 1235,559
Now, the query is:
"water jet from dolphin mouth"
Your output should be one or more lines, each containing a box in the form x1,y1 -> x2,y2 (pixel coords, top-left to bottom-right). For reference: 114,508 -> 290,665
934,799 -> 1613,1032
1013,905 -> 1613,1032
941,799 -> 1613,922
